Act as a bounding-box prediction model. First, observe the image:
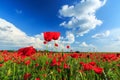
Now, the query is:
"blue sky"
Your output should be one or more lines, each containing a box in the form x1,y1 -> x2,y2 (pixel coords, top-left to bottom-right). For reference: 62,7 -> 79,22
0,0 -> 120,52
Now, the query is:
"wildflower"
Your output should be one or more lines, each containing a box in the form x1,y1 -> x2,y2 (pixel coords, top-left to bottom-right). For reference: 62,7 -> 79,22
89,62 -> 96,66
18,46 -> 36,56
4,56 -> 9,62
80,62 -> 84,65
54,43 -> 58,47
24,73 -> 31,80
52,32 -> 60,40
2,50 -> 8,54
35,63 -> 39,67
43,32 -> 60,41
46,61 -> 49,65
64,63 -> 70,69
44,32 -> 53,42
83,63 -> 93,71
0,64 -> 3,67
50,58 -> 57,66
25,60 -> 31,66
35,78 -> 40,80
43,41 -> 47,44
66,45 -> 70,49
71,53 -> 79,59
93,67 -> 103,74
56,61 -> 61,66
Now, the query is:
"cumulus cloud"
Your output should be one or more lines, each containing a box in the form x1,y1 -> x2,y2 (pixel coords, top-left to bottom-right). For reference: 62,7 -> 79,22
90,28 -> 120,52
0,18 -> 74,50
69,41 -> 96,52
92,30 -> 110,38
63,31 -> 75,44
0,18 -> 44,49
109,29 -> 120,42
79,42 -> 95,48
59,0 -> 107,36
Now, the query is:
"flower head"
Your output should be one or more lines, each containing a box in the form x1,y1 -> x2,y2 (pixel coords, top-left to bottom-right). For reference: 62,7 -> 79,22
24,73 -> 31,80
93,67 -> 103,74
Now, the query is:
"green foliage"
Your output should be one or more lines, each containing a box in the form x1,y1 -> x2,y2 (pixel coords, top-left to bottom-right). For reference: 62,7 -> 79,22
0,52 -> 120,80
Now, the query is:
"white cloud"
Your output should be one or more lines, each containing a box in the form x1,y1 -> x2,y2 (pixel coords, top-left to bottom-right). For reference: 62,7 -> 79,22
0,18 -> 75,51
69,41 -> 96,52
79,42 -> 95,48
60,31 -> 75,44
80,42 -> 89,47
65,31 -> 75,43
59,0 -> 107,36
0,18 -> 44,50
90,28 -> 120,52
92,30 -> 110,38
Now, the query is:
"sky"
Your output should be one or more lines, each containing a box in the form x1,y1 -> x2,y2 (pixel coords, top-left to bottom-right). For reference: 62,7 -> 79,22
0,0 -> 120,52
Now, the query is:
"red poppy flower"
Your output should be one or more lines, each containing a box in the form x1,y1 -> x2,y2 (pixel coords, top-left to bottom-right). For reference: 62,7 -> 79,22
71,53 -> 79,59
54,43 -> 58,47
25,60 -> 31,66
3,50 -> 8,54
24,73 -> 31,80
89,62 -> 96,66
80,62 -> 84,65
56,61 -> 61,66
64,63 -> 70,69
52,32 -> 60,40
35,78 -> 40,80
50,58 -> 57,66
93,67 -> 103,74
66,45 -> 70,49
46,61 -> 49,65
43,32 -> 53,42
35,63 -> 39,67
4,56 -> 9,62
43,32 -> 60,42
18,46 -> 36,56
0,64 -> 3,67
43,41 -> 47,44
83,63 -> 93,71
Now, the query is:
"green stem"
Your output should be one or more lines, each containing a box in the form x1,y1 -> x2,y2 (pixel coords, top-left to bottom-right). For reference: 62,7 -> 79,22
13,63 -> 16,80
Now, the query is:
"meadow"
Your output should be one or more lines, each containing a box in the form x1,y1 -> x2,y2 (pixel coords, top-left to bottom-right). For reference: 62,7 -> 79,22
0,32 -> 120,80
0,49 -> 120,80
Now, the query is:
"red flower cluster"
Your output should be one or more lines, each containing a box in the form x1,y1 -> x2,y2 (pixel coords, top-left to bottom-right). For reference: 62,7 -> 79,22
43,32 -> 60,42
18,46 -> 36,56
50,58 -> 61,66
82,63 -> 93,71
103,54 -> 117,61
70,53 -> 79,59
80,62 -> 103,74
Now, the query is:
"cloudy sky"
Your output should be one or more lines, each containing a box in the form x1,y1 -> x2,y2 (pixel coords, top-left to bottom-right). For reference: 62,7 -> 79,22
0,0 -> 120,52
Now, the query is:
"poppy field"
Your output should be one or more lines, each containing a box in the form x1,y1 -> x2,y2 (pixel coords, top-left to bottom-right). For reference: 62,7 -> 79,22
0,32 -> 120,80
0,50 -> 120,80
